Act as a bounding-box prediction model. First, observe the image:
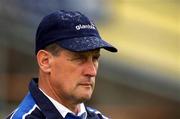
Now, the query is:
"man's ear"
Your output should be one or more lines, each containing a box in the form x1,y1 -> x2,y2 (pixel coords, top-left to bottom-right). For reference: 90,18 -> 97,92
37,50 -> 52,73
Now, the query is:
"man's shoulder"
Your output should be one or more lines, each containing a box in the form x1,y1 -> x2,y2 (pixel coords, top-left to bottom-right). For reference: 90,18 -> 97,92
6,93 -> 44,119
6,105 -> 41,119
86,107 -> 110,119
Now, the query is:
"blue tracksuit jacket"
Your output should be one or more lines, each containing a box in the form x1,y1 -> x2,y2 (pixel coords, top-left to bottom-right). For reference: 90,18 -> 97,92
6,78 -> 108,119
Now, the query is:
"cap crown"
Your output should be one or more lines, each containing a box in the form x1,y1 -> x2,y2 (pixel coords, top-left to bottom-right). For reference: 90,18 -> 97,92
35,10 -> 100,54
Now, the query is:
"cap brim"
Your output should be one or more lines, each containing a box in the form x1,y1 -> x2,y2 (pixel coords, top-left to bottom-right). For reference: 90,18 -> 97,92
56,36 -> 118,52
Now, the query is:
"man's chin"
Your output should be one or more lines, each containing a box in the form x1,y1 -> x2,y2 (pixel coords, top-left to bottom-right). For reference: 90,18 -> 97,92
76,94 -> 92,103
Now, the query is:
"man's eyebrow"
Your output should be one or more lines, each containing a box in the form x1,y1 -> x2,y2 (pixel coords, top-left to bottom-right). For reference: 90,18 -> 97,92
93,52 -> 100,55
94,51 -> 100,55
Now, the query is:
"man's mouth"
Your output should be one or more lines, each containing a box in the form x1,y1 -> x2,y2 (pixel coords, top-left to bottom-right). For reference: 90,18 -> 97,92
79,82 -> 93,87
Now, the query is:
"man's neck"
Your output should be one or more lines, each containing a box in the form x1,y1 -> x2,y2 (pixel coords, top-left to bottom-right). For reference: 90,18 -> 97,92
39,77 -> 80,113
39,87 -> 82,116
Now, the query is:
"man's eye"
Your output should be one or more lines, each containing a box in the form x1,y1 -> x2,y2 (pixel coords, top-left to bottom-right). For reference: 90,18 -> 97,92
93,55 -> 100,61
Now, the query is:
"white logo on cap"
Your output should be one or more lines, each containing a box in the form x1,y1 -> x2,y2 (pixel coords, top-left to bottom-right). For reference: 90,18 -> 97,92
75,23 -> 96,30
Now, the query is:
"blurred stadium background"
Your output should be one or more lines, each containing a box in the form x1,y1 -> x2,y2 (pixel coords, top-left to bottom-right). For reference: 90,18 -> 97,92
0,0 -> 179,119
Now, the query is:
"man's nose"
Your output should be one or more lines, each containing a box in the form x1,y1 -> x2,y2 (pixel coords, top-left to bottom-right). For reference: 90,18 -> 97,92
83,60 -> 98,77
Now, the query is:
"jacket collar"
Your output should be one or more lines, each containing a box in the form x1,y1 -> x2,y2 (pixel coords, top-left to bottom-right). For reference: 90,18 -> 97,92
29,78 -> 64,119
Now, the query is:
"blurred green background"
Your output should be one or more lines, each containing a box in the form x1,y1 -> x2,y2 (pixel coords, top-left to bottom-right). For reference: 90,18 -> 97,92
0,0 -> 180,119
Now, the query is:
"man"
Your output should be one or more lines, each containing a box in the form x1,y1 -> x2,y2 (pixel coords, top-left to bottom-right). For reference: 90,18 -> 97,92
7,10 -> 117,119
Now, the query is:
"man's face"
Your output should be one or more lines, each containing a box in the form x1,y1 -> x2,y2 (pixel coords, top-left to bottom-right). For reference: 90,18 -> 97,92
49,48 -> 100,104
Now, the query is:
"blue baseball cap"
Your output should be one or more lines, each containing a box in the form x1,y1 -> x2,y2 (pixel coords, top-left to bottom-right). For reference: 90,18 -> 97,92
35,10 -> 118,54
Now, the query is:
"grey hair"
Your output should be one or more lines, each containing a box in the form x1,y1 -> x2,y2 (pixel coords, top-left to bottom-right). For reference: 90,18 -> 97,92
44,43 -> 62,56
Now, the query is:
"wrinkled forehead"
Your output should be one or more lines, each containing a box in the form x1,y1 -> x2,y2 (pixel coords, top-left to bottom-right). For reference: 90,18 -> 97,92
63,48 -> 100,57
78,49 -> 100,55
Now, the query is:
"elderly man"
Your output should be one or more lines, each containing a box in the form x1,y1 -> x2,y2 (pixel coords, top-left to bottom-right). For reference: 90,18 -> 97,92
7,10 -> 117,119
